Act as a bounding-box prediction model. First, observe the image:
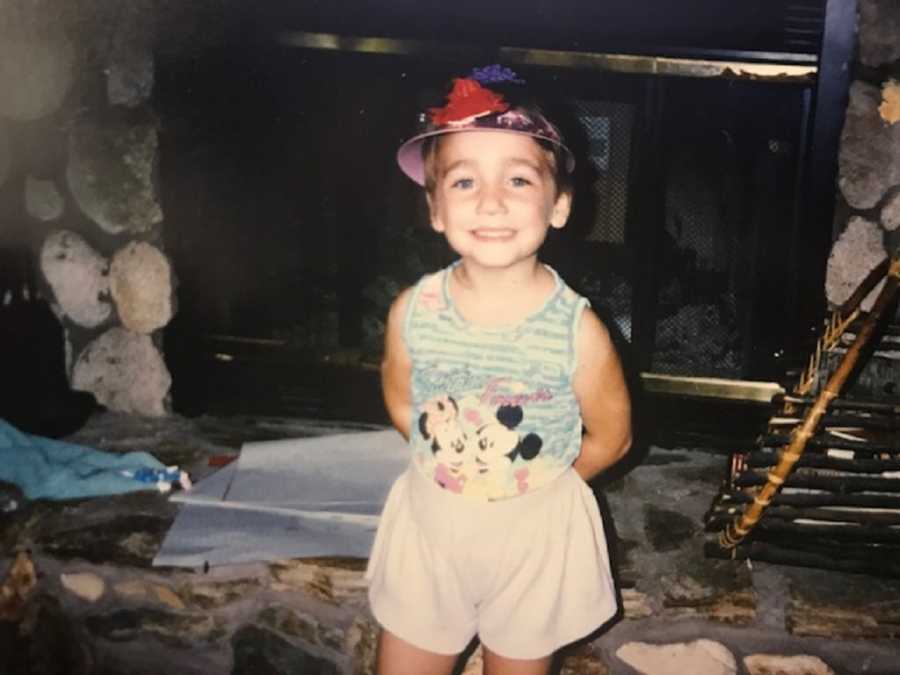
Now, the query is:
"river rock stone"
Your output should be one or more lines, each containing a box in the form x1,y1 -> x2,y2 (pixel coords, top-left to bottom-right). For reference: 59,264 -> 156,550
616,639 -> 737,675
60,572 -> 105,602
346,615 -> 377,675
40,230 -> 112,328
838,81 -> 900,210
744,654 -> 835,675
110,242 -> 173,333
319,624 -> 345,652
104,0 -> 155,107
644,504 -> 698,552
0,32 -> 76,121
66,118 -> 162,235
231,625 -> 340,675
115,580 -> 191,610
25,175 -> 65,221
787,584 -> 900,639
86,607 -> 222,647
32,510 -> 173,567
859,0 -> 900,68
880,79 -> 900,125
622,588 -> 654,618
180,580 -> 260,610
882,190 -> 900,232
258,606 -> 319,645
825,216 -> 886,311
0,550 -> 38,621
72,327 -> 171,416
270,559 -> 368,606
113,579 -> 149,601
153,584 -> 185,610
561,645 -> 610,675
661,561 -> 756,624
108,49 -> 154,108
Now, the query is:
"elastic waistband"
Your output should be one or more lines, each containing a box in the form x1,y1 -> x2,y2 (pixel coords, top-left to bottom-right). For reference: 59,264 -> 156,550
406,462 -> 578,518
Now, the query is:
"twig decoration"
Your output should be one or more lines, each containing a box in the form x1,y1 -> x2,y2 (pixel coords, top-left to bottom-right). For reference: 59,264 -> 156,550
722,254 -> 900,549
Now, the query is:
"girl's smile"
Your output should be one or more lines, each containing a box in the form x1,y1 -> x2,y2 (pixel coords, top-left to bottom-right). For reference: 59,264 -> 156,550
471,228 -> 515,240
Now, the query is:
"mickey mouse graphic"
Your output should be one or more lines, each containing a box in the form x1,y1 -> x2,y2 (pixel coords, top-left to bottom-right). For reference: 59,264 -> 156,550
473,404 -> 542,475
419,396 -> 545,496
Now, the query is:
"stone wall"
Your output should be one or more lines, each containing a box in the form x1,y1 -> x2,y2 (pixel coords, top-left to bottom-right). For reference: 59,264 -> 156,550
822,0 -> 900,397
0,1 -> 208,416
826,0 -> 900,315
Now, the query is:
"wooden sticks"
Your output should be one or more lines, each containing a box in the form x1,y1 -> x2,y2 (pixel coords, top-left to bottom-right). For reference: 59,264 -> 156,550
719,254 -> 900,550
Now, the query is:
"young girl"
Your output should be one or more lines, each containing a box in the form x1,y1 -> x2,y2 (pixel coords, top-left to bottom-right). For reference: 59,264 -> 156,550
366,65 -> 632,675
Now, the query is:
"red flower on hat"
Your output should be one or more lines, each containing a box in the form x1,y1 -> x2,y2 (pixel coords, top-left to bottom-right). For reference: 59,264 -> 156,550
429,78 -> 509,126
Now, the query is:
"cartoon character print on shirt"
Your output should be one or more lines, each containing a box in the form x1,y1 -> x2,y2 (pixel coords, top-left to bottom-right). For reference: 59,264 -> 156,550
418,393 -> 545,498
469,404 -> 543,497
418,395 -> 472,493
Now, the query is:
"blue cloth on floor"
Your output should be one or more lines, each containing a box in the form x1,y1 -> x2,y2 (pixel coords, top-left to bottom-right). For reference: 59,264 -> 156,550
0,419 -> 167,500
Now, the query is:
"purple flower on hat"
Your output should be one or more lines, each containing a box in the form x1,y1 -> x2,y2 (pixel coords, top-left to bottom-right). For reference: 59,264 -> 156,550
470,64 -> 526,86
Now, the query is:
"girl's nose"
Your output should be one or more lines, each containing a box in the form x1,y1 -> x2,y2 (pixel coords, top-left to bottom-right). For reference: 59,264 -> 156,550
475,185 -> 507,215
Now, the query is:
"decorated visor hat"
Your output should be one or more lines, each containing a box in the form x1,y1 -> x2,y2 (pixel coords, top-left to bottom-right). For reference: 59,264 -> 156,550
396,65 -> 575,186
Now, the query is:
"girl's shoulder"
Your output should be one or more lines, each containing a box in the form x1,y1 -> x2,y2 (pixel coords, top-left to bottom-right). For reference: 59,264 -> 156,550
408,268 -> 450,315
539,265 -> 589,321
393,268 -> 451,345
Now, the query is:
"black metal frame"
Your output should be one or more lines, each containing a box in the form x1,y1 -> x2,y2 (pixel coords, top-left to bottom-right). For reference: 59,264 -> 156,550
790,0 -> 857,356
161,2 -> 857,384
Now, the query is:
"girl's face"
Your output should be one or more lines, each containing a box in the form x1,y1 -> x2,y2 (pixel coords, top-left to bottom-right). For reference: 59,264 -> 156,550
427,131 -> 571,272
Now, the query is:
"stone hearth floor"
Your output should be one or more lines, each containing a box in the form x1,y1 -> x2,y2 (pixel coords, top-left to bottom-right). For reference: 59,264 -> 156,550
2,411 -> 898,675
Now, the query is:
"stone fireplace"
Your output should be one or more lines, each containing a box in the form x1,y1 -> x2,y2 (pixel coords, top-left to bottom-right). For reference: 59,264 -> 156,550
2,1 -> 900,674
4,0 -> 892,418
824,1 -> 900,396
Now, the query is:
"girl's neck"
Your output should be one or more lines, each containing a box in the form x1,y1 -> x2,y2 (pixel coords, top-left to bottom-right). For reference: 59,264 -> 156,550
453,257 -> 542,292
448,258 -> 556,327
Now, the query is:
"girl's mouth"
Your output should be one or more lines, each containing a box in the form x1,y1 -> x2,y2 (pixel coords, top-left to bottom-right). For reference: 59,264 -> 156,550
471,228 -> 515,240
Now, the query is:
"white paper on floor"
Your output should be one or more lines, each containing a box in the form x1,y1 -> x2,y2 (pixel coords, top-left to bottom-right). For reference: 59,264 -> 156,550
153,429 -> 408,568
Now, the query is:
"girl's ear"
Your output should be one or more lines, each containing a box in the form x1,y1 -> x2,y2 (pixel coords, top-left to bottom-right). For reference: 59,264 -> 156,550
427,193 -> 446,233
549,191 -> 572,230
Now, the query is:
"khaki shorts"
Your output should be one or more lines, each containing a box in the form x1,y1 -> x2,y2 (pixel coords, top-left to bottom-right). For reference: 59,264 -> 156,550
365,464 -> 618,659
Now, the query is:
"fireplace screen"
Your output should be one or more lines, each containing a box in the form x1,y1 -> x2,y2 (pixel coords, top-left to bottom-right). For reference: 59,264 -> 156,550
651,120 -> 744,378
554,77 -> 806,381
567,100 -> 634,348
159,49 -> 811,409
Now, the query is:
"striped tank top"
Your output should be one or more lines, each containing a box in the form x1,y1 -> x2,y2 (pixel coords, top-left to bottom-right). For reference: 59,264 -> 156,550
404,263 -> 588,500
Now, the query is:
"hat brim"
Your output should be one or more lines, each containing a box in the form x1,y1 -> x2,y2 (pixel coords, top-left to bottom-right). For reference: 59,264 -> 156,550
397,127 -> 575,186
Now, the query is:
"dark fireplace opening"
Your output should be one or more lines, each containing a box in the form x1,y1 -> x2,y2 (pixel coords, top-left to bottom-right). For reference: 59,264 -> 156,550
156,44 -> 822,420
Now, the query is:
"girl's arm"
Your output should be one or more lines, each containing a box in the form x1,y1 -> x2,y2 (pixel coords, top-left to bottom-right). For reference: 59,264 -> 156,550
381,288 -> 413,440
572,307 -> 632,481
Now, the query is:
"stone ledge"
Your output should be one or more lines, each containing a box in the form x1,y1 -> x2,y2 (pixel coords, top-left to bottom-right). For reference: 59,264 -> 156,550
3,414 -> 900,674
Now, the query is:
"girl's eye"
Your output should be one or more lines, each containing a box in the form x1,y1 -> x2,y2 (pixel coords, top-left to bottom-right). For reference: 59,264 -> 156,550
450,177 -> 474,189
510,176 -> 533,187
